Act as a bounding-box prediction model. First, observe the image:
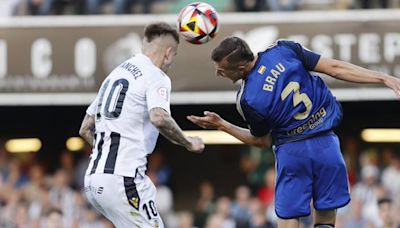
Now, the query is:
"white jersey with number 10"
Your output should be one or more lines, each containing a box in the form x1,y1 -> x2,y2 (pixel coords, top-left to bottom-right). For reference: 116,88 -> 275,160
85,53 -> 171,178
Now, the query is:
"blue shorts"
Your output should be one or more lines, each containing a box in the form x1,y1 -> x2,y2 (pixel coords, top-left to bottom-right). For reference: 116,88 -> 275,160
273,131 -> 350,219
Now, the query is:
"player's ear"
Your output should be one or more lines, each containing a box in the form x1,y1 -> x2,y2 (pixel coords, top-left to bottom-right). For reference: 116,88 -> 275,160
238,64 -> 246,73
164,47 -> 173,60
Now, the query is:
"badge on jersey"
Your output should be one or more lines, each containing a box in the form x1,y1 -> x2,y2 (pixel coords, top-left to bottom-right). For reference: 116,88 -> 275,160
157,87 -> 169,101
129,197 -> 140,210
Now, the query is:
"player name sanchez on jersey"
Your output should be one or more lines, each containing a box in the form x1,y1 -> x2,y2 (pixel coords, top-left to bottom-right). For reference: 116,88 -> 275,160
237,40 -> 343,146
85,53 -> 171,178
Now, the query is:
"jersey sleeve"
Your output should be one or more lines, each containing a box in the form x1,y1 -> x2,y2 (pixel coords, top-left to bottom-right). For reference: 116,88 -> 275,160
279,40 -> 321,70
146,75 -> 171,114
240,99 -> 271,137
86,96 -> 98,116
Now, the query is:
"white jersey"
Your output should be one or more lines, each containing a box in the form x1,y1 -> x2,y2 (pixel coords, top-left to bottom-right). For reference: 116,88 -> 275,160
85,54 -> 171,178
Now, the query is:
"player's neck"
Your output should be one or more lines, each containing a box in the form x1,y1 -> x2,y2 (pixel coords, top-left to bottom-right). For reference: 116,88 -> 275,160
143,51 -> 163,69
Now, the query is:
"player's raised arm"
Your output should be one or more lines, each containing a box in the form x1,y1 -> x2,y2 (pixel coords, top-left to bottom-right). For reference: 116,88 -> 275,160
315,57 -> 400,97
150,107 -> 204,153
79,114 -> 95,146
79,96 -> 98,147
187,111 -> 271,149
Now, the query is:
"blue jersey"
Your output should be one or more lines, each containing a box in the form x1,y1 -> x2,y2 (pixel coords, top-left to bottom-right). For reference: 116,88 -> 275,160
237,40 -> 343,145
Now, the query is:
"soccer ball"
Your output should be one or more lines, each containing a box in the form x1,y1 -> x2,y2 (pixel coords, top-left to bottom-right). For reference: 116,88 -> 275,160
177,2 -> 219,44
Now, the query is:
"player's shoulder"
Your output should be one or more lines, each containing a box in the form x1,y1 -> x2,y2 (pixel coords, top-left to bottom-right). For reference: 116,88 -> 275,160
261,39 -> 295,51
274,39 -> 303,53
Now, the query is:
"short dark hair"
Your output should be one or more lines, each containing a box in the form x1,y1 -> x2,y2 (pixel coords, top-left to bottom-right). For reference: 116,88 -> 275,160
144,22 -> 179,44
211,36 -> 254,66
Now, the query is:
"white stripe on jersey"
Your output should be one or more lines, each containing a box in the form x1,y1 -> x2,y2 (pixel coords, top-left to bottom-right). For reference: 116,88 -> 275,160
85,54 -> 171,177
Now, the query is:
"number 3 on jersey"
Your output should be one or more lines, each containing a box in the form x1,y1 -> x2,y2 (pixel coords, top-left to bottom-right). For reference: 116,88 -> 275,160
96,79 -> 130,120
280,81 -> 313,120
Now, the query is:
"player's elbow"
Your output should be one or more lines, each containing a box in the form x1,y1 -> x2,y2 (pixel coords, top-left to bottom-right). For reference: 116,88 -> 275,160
79,125 -> 89,138
316,58 -> 346,79
254,141 -> 269,149
150,115 -> 166,128
79,128 -> 85,137
253,136 -> 271,149
150,108 -> 169,128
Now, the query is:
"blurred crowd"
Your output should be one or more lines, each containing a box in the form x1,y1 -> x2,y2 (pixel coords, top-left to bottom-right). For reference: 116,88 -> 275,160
0,140 -> 400,228
1,0 -> 400,16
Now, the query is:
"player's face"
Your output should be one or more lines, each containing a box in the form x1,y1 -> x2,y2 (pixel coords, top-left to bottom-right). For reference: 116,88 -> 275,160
215,59 -> 243,83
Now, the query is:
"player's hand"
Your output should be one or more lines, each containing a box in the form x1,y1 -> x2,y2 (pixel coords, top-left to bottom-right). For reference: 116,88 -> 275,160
187,111 -> 224,130
186,136 -> 205,153
384,76 -> 400,97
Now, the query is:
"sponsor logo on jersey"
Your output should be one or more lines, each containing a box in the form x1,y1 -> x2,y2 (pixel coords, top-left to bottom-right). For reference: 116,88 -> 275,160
257,65 -> 266,74
129,211 -> 140,218
286,107 -> 327,136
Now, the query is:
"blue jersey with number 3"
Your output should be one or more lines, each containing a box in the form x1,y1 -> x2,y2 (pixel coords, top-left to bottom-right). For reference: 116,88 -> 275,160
237,40 -> 343,145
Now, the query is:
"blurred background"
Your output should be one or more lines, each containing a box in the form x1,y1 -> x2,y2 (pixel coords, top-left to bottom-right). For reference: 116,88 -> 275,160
0,0 -> 400,227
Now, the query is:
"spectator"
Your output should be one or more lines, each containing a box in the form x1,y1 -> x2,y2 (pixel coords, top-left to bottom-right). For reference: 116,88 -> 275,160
86,0 -> 155,14
377,198 -> 397,228
194,180 -> 216,227
234,0 -> 266,11
23,164 -> 46,204
248,197 -> 274,228
148,150 -> 171,186
28,0 -> 85,15
266,0 -> 300,11
79,205 -> 105,227
359,0 -> 388,8
44,207 -> 64,228
48,169 -> 76,226
0,0 -> 21,16
60,151 -> 75,174
342,199 -> 368,228
351,164 -> 384,227
257,167 -> 275,208
381,151 -> 400,199
239,146 -> 273,189
15,201 -> 30,227
3,159 -> 29,191
177,211 -> 195,228
28,0 -> 62,15
205,214 -> 226,228
0,191 -> 23,227
214,196 -> 236,228
231,185 -> 252,227
28,185 -> 52,226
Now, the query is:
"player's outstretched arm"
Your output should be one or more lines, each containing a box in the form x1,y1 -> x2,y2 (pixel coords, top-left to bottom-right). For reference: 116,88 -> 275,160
150,107 -> 205,153
79,114 -> 95,147
315,57 -> 400,97
187,111 -> 271,149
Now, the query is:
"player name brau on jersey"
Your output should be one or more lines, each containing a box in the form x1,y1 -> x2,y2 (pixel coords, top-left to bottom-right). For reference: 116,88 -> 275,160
262,62 -> 285,92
